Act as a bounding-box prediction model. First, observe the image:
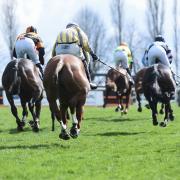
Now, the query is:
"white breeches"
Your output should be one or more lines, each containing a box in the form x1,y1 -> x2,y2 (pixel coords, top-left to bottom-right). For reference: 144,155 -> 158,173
15,37 -> 39,64
147,45 -> 171,68
114,50 -> 128,69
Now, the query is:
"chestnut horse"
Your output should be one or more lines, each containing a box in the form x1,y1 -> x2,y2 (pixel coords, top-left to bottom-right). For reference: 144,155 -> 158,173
2,59 -> 43,131
43,55 -> 90,140
142,64 -> 175,127
103,67 -> 132,115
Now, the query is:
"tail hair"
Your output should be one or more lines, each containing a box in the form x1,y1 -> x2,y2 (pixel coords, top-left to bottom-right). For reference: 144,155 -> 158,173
53,57 -> 64,85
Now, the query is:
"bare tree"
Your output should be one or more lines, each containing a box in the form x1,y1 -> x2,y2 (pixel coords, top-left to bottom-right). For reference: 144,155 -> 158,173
173,0 -> 179,75
1,0 -> 18,59
110,0 -> 124,44
146,0 -> 165,40
74,6 -> 109,74
123,22 -> 144,73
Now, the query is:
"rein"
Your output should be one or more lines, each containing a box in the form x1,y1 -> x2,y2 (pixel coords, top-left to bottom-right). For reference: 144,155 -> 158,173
97,59 -> 126,77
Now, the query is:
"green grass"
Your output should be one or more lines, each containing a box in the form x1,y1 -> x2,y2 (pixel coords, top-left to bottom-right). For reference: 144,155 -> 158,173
0,104 -> 180,180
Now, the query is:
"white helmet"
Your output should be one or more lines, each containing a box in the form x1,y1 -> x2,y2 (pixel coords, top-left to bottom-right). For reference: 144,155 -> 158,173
66,22 -> 79,29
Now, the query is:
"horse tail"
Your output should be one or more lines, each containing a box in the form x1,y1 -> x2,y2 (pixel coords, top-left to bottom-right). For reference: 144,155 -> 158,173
8,60 -> 20,93
54,57 -> 64,85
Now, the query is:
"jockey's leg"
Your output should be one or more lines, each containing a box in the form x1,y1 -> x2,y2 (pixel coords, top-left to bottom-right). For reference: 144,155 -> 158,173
162,52 -> 178,86
126,68 -> 134,85
82,50 -> 97,90
36,63 -> 44,80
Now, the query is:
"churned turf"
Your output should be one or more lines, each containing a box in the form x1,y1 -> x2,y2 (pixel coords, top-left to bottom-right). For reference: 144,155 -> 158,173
0,104 -> 179,180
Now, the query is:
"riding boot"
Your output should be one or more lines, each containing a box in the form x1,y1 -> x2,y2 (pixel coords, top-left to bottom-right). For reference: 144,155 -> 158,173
36,63 -> 43,81
126,68 -> 134,85
171,71 -> 178,86
83,61 -> 97,90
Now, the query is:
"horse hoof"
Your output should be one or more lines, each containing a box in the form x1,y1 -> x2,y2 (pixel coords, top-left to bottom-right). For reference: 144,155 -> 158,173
159,122 -> 166,127
153,121 -> 158,126
33,126 -> 39,132
138,108 -> 142,112
145,104 -> 150,109
159,109 -> 164,114
169,115 -> 175,121
115,108 -> 120,112
17,126 -> 23,131
28,120 -> 34,128
70,128 -> 79,139
21,121 -> 26,127
59,130 -> 70,140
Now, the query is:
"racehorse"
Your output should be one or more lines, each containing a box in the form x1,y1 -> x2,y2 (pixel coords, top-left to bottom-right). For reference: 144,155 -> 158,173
134,67 -> 147,112
2,59 -> 43,131
134,67 -> 165,114
142,64 -> 175,127
103,67 -> 132,115
43,55 -> 90,140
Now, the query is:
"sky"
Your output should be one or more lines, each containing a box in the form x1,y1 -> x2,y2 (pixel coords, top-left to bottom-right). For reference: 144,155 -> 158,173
0,0 -> 146,66
0,0 -> 176,83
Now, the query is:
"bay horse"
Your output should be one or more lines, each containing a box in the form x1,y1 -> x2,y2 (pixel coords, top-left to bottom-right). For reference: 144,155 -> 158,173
43,55 -> 90,140
134,67 -> 164,113
142,64 -> 175,127
103,67 -> 132,115
2,58 -> 43,131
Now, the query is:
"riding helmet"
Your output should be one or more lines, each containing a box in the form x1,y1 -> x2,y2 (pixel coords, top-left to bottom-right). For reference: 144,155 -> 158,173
26,26 -> 37,33
66,22 -> 79,29
154,35 -> 165,42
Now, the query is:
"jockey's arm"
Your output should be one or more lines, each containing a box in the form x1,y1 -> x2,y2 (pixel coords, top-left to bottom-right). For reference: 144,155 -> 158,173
38,47 -> 45,65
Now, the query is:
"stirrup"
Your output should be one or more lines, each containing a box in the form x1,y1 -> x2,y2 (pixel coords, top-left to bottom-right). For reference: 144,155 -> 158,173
90,83 -> 97,90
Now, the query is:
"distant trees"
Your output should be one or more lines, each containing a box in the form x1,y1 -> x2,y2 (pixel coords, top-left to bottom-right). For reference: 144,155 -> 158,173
110,0 -> 124,45
146,0 -> 165,40
173,0 -> 180,75
74,6 -> 109,74
0,0 -> 18,59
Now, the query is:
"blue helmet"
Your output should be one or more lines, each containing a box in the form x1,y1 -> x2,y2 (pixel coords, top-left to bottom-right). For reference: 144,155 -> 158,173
154,35 -> 165,42
66,22 -> 79,29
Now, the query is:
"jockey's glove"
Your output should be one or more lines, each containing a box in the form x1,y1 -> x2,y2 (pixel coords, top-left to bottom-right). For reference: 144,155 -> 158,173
91,53 -> 99,62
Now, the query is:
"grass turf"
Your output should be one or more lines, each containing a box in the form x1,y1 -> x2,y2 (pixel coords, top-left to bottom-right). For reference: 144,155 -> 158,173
0,104 -> 180,180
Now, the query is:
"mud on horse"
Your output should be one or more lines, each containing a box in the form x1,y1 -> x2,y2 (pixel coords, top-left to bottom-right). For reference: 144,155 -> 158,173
2,59 -> 43,132
43,55 -> 90,140
142,64 -> 175,127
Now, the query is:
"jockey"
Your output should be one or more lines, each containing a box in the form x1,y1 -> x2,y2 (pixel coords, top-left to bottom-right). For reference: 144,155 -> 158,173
13,26 -> 45,79
114,42 -> 134,85
52,22 -> 99,90
146,35 -> 177,85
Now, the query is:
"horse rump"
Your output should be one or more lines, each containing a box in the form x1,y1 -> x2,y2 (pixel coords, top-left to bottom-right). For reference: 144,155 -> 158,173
142,64 -> 175,127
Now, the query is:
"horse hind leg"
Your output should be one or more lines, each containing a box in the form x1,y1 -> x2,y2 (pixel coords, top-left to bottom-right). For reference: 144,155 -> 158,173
160,103 -> 169,127
169,103 -> 174,121
137,93 -> 142,112
159,103 -> 164,114
69,106 -> 79,139
76,104 -> 84,135
59,103 -> 70,140
28,101 -> 39,132
6,93 -> 23,131
33,99 -> 42,131
124,94 -> 130,114
149,100 -> 158,126
20,99 -> 28,127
